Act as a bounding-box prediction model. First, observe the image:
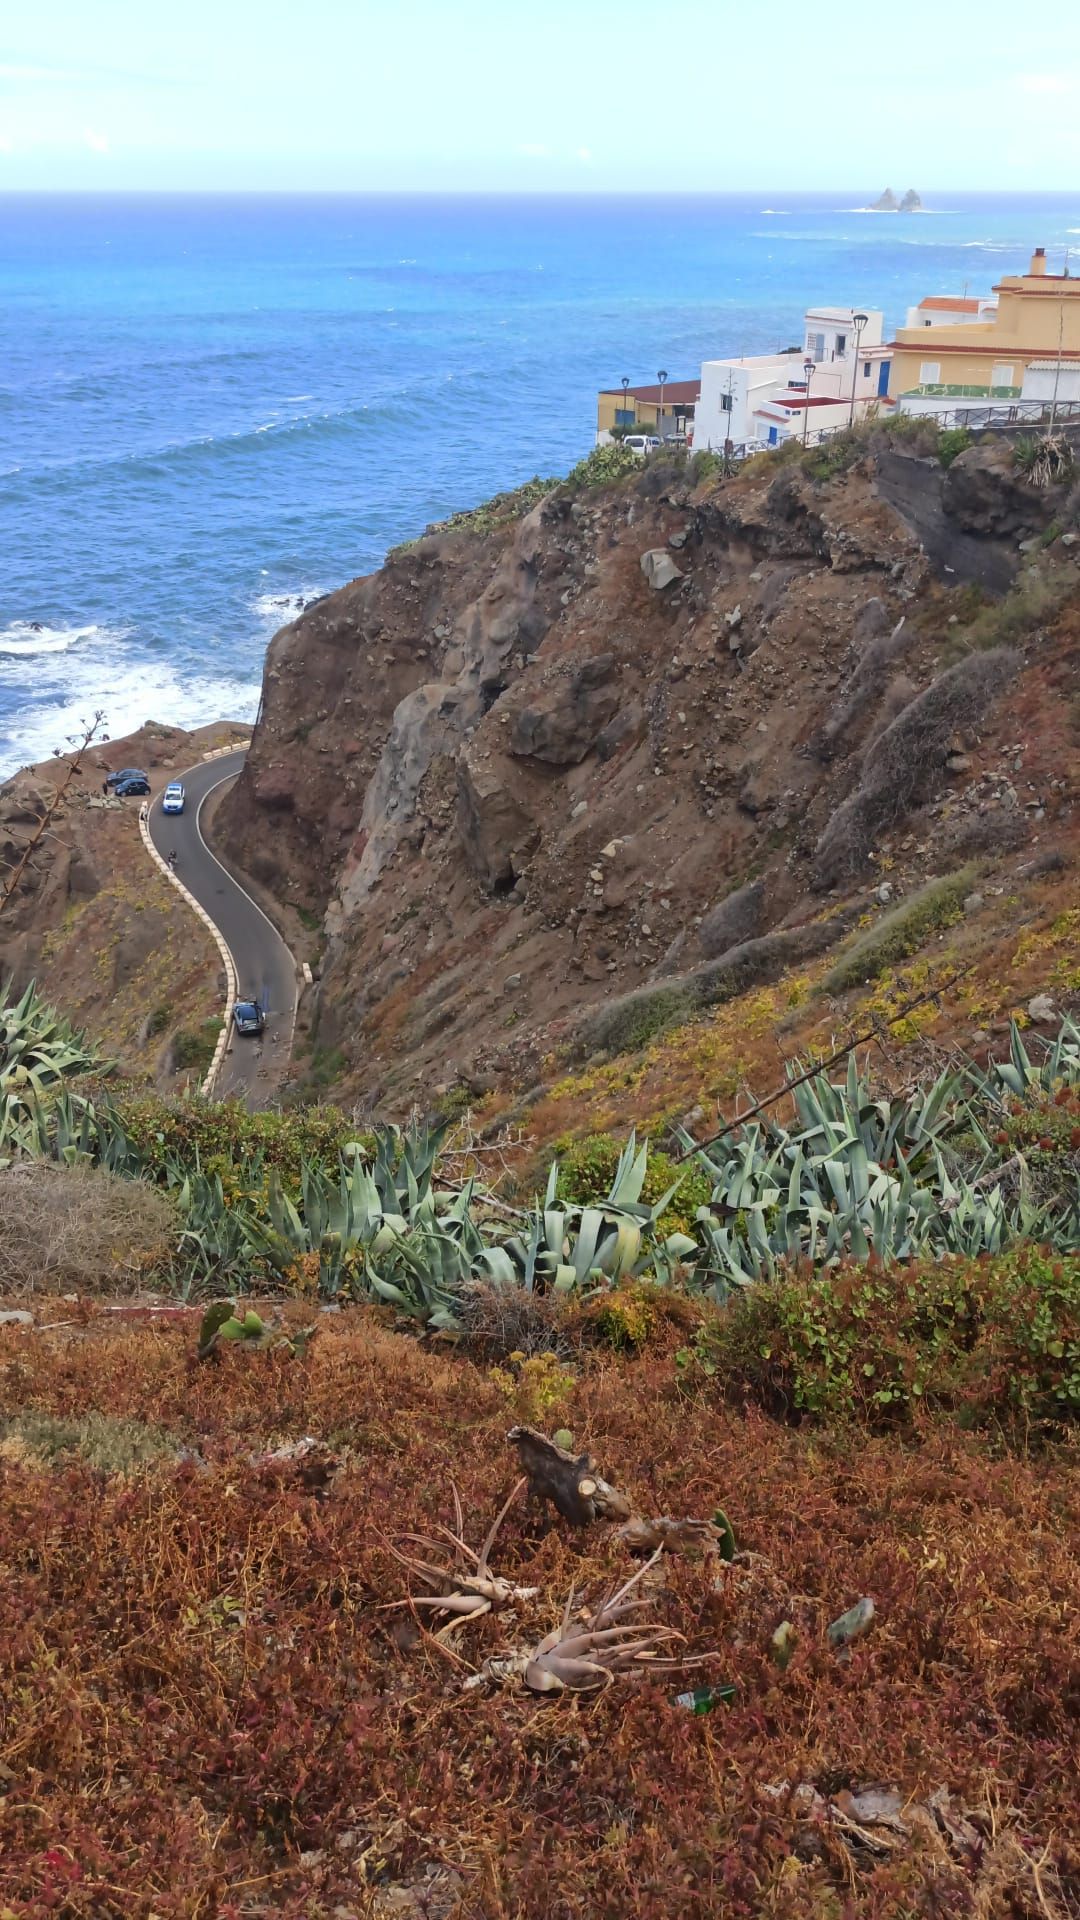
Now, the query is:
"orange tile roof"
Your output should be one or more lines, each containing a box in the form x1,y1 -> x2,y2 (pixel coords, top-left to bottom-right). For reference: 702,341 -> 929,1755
918,297 -> 983,313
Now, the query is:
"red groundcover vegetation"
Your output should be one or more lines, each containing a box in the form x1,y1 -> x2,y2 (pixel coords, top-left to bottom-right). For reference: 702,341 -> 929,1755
0,1307 -> 1077,1919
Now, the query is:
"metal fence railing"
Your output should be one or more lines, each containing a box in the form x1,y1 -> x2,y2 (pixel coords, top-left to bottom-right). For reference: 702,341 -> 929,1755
896,398 -> 1080,434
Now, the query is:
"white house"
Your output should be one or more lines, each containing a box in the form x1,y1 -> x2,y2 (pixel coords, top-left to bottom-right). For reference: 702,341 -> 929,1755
904,294 -> 998,329
694,307 -> 890,452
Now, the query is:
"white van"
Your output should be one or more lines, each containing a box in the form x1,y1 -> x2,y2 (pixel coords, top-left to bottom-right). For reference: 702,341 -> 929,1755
622,434 -> 661,457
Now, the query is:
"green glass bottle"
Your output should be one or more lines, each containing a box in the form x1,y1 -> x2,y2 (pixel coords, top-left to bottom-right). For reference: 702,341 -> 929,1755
672,1684 -> 737,1713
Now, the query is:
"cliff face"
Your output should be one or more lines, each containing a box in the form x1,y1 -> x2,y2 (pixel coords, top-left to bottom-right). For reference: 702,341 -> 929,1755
219,443 -> 1079,1114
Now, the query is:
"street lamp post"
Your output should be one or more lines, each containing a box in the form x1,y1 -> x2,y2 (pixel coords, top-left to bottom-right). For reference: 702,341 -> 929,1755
802,357 -> 815,446
848,311 -> 869,427
657,368 -> 668,442
620,375 -> 630,437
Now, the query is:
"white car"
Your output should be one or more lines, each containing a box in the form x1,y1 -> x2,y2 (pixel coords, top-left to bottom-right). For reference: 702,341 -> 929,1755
162,782 -> 186,815
622,434 -> 661,456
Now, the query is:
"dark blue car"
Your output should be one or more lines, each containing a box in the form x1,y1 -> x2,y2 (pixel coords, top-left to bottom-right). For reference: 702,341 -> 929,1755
113,775 -> 151,797
232,999 -> 266,1036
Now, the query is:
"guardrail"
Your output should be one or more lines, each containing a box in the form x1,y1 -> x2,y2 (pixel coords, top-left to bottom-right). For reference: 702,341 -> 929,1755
897,399 -> 1080,435
200,736 -> 251,764
138,800 -> 239,1098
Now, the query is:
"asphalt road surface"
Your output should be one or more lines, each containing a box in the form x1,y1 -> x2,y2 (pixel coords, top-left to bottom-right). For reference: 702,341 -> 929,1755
148,749 -> 297,1105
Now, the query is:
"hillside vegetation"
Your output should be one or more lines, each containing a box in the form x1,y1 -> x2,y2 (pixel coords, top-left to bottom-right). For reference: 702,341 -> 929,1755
1,427 -> 1079,1918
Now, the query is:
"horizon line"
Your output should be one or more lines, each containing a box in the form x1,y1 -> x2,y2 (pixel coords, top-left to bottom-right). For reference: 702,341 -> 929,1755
1,184 -> 1078,198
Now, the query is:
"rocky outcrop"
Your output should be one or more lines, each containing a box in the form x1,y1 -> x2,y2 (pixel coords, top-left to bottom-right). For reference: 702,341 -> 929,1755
510,655 -> 619,765
942,440 -> 1056,540
456,757 -> 539,892
214,446 -> 1070,1113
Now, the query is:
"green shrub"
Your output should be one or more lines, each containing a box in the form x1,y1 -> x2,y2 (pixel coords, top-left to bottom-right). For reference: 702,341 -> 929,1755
823,867 -> 978,993
580,983 -> 695,1058
562,442 -> 642,492
171,1020 -> 222,1078
936,427 -> 972,469
684,1247 -> 1080,1430
552,1132 -> 711,1238
957,569 -> 1075,654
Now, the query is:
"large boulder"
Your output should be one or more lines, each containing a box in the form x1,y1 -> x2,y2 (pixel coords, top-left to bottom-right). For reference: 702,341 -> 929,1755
456,757 -> 539,892
639,549 -> 683,591
510,655 -> 619,767
941,440 -> 1054,539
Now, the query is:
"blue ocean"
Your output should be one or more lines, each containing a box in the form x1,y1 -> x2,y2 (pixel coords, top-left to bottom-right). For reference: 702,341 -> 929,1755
2,190 -> 1079,776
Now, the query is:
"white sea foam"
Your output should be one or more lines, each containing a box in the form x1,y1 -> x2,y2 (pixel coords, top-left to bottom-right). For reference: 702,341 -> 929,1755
250,587 -> 327,625
0,619 -> 263,779
759,209 -> 791,215
0,620 -> 124,658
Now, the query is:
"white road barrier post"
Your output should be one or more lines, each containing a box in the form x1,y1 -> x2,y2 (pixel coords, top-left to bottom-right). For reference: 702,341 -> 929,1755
139,800 -> 239,1097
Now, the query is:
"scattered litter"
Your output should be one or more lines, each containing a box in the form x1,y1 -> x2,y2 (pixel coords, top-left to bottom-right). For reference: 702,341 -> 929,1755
672,1683 -> 737,1713
827,1596 -> 875,1647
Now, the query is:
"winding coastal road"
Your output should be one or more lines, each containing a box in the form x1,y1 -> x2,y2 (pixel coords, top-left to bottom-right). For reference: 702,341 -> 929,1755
148,749 -> 297,1105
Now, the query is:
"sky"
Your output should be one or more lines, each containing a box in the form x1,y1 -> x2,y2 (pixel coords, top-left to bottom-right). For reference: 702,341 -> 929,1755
2,0 -> 1079,192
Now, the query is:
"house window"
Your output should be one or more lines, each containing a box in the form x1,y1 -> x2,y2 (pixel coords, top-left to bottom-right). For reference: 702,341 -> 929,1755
807,330 -> 826,362
615,408 -> 635,427
720,392 -> 733,412
862,360 -> 871,378
835,333 -> 847,358
920,361 -> 941,384
991,363 -> 1015,388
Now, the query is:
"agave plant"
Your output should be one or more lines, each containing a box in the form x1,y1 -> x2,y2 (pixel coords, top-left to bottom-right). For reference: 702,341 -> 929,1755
0,981 -> 104,1122
679,1024 -> 1080,1298
971,1016 -> 1080,1100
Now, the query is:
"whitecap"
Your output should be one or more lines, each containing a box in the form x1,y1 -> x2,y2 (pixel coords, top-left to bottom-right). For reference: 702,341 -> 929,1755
0,620 -> 124,659
759,209 -> 791,215
249,588 -> 327,624
0,636 -> 262,781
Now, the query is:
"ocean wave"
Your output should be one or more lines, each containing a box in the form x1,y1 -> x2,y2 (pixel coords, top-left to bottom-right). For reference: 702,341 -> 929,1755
250,588 -> 328,624
11,391 -> 437,489
0,620 -> 124,659
0,644 -> 262,781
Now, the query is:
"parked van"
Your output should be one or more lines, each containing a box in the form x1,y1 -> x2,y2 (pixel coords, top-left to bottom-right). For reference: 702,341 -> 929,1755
622,434 -> 661,456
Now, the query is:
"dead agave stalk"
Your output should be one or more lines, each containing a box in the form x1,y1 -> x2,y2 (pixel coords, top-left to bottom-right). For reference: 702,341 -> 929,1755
465,1548 -> 717,1693
379,1477 -> 538,1639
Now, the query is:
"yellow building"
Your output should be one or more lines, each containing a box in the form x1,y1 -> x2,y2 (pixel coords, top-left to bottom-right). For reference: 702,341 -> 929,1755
595,378 -> 699,445
890,248 -> 1080,403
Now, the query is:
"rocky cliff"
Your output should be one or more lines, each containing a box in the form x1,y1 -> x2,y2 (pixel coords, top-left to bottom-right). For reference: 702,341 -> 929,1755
219,436 -> 1078,1118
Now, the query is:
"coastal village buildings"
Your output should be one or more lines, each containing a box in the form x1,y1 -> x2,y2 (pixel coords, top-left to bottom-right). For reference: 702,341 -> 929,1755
598,309 -> 890,453
595,245 -> 1078,455
595,378 -> 700,445
890,249 -> 1080,415
694,307 -> 889,450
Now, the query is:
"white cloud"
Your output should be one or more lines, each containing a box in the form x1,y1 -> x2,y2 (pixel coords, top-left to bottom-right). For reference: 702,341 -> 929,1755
84,127 -> 109,153
575,145 -> 593,162
517,141 -> 550,159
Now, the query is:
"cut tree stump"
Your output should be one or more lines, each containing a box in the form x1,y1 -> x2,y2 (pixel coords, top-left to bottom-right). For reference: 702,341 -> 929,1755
506,1425 -> 631,1526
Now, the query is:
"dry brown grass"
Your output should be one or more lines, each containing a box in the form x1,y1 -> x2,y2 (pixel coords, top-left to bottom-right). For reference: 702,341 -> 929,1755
0,1160 -> 177,1294
0,1307 -> 1076,1917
